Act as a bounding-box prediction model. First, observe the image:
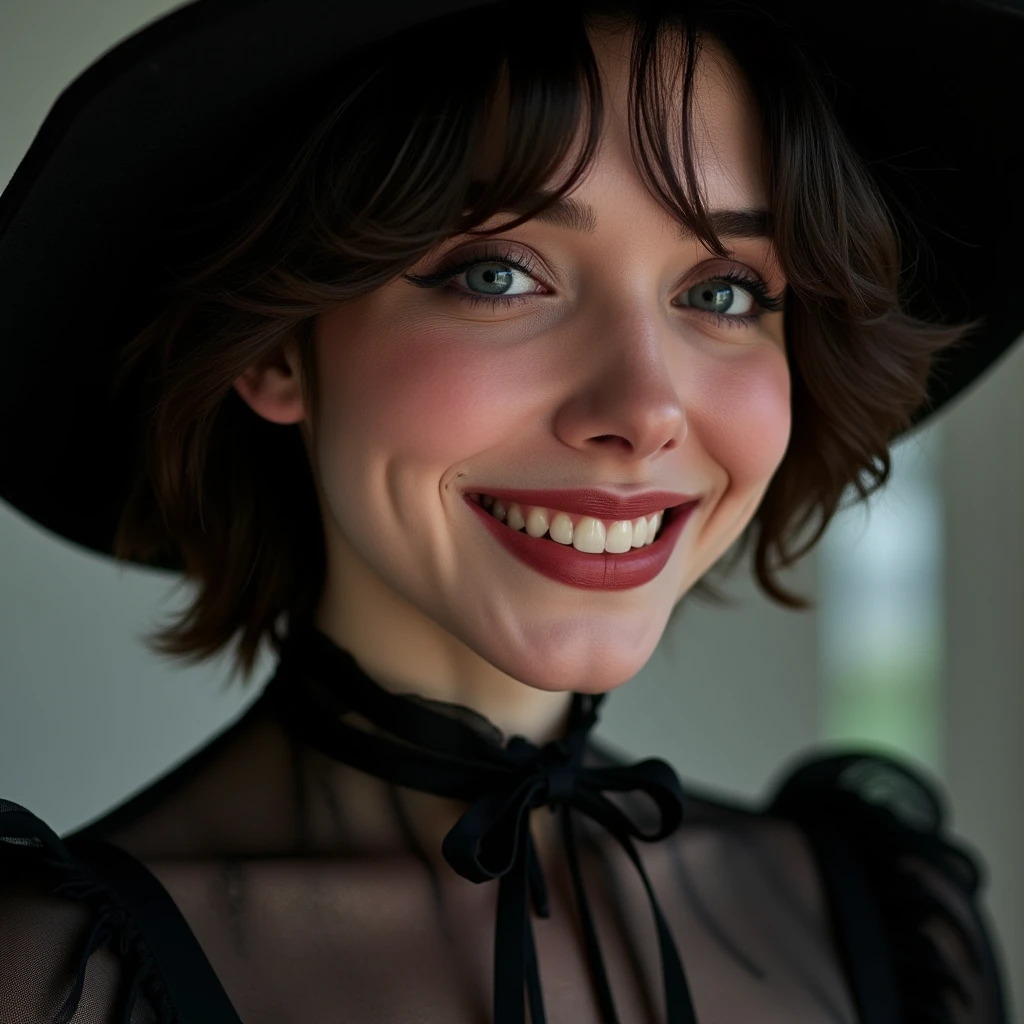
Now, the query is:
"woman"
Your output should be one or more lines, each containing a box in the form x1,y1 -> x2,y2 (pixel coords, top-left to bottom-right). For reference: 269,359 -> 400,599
0,0 -> 1017,1021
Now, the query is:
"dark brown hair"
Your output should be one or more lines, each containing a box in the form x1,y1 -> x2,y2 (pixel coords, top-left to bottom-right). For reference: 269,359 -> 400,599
112,0 -> 967,681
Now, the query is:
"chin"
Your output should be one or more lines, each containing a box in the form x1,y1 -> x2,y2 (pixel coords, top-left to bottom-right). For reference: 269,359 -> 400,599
469,614 -> 667,695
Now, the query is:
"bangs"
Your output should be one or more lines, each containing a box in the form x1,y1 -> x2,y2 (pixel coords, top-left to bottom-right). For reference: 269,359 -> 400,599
273,2 -> 736,288
436,7 -> 729,262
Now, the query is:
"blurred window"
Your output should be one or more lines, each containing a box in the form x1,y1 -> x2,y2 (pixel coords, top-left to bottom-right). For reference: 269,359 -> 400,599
818,424 -> 944,772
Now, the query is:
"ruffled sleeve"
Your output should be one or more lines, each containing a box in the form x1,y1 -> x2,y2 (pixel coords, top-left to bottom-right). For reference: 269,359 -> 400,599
768,752 -> 1009,1024
0,797 -> 177,1024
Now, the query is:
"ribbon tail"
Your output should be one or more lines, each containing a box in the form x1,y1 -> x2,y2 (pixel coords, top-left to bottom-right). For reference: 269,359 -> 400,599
560,804 -> 621,1024
574,789 -> 696,1024
523,910 -> 546,1024
494,820 -> 548,1024
604,827 -> 698,1024
527,839 -> 550,919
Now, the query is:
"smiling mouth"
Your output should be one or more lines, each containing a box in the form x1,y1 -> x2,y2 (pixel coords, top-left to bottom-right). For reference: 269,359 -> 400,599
467,492 -> 680,552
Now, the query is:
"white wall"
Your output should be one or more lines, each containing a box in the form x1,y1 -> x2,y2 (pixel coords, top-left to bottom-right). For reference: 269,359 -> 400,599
943,339 -> 1024,1010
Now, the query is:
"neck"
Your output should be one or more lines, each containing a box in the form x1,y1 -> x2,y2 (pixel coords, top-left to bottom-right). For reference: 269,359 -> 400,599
313,554 -> 575,750
307,567 -> 576,861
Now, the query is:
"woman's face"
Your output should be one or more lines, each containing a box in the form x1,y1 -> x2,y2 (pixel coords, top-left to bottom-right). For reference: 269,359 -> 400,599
242,26 -> 790,696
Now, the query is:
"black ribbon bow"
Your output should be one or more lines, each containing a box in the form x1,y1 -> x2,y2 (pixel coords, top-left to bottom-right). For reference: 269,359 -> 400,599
262,625 -> 699,1024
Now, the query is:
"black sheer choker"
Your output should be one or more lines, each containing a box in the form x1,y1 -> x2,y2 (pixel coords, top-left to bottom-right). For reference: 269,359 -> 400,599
260,622 -> 698,1024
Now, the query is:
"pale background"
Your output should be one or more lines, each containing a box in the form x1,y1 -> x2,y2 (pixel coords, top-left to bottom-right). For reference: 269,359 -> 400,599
0,0 -> 1020,1016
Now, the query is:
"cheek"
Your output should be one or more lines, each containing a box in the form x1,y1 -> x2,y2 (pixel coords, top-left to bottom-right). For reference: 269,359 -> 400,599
690,347 -> 791,486
315,313 -> 527,466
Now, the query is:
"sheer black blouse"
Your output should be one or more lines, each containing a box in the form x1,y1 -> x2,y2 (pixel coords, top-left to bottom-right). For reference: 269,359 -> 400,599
0,630 -> 1009,1023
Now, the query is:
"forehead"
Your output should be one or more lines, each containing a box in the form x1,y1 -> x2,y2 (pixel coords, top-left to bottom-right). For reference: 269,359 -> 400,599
592,24 -> 766,205
472,21 -> 767,222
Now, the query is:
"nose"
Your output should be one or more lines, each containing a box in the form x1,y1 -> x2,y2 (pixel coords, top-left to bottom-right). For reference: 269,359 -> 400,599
552,312 -> 688,461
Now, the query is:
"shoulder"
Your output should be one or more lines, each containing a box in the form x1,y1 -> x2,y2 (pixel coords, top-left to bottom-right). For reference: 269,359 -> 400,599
764,751 -> 1010,1024
0,797 -> 175,1024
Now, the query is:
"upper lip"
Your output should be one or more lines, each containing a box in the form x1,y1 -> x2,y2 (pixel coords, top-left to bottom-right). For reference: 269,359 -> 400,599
464,488 -> 700,520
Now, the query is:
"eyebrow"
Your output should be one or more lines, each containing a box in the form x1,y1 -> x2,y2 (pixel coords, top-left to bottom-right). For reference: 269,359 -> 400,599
466,185 -> 772,242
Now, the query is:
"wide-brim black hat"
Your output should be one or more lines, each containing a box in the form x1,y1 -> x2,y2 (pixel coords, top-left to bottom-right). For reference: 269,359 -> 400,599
1,0 -> 1021,571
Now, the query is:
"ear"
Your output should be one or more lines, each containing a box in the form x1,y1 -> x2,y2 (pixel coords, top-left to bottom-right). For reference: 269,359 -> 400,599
233,340 -> 306,425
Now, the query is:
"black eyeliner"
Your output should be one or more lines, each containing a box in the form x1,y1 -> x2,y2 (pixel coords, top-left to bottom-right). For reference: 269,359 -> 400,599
404,246 -> 537,289
405,246 -> 785,321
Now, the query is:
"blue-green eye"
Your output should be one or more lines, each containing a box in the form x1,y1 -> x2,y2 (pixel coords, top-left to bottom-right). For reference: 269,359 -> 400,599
405,249 -> 785,325
463,262 -> 526,297
403,247 -> 544,308
678,279 -> 755,316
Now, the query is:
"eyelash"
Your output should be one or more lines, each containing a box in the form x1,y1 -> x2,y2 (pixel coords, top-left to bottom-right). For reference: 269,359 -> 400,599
404,245 -> 785,328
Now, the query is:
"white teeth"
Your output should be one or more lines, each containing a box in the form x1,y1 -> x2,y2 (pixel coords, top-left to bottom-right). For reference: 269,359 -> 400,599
632,516 -> 648,547
484,498 -> 665,553
525,506 -> 549,538
572,516 -> 606,554
605,519 -> 633,554
647,511 -> 662,544
549,511 -> 574,545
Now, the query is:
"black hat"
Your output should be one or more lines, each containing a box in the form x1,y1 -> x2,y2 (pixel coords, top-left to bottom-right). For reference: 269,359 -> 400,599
1,0 -> 1021,569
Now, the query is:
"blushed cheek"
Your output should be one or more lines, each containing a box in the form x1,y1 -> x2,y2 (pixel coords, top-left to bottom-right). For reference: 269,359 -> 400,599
693,349 -> 791,489
315,319 -> 530,467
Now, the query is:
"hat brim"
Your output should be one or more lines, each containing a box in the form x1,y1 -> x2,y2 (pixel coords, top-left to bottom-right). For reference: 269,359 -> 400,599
1,0 -> 1022,569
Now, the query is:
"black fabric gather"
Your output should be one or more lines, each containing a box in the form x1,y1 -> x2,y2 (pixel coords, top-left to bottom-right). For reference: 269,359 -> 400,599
260,622 -> 698,1024
0,799 -> 180,1024
770,753 -> 1011,1024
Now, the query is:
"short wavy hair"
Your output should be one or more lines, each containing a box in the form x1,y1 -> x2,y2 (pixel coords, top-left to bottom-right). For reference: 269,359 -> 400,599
111,0 -> 967,680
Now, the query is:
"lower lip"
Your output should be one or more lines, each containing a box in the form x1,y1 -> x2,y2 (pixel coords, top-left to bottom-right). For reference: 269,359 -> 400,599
464,496 -> 698,590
